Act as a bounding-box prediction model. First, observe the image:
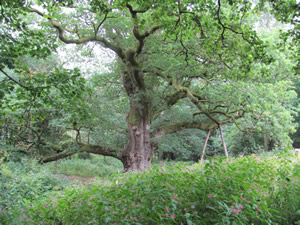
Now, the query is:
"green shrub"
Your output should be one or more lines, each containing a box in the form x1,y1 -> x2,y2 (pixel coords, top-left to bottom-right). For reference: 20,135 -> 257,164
24,155 -> 300,225
0,159 -> 70,224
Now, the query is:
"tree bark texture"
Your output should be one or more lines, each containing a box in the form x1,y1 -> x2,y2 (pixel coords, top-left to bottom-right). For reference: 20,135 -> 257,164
121,100 -> 153,172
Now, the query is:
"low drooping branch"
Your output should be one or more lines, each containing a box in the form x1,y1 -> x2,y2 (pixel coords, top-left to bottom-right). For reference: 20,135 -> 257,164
80,144 -> 122,160
39,150 -> 77,163
38,143 -> 122,163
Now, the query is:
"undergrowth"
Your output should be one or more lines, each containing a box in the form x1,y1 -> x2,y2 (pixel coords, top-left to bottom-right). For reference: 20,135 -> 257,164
45,155 -> 123,177
0,159 -> 71,224
20,155 -> 300,225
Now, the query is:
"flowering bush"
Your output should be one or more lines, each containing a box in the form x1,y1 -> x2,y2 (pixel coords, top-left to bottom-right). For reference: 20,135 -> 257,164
22,155 -> 300,225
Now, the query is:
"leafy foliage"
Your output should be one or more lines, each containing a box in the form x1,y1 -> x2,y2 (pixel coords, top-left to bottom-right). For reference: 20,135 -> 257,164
0,159 -> 70,224
22,155 -> 300,225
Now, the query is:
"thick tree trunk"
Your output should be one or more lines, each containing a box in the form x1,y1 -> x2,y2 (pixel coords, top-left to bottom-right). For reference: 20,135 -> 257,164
121,101 -> 154,172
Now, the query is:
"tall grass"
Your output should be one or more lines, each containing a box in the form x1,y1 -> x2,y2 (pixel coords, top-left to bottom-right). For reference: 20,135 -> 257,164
45,155 -> 123,177
22,155 -> 300,225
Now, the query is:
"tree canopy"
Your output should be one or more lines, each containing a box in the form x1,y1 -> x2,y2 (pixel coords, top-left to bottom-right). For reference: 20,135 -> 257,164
0,0 -> 298,171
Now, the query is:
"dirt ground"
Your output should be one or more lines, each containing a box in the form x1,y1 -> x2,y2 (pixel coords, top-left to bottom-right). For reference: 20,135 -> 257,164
56,174 -> 96,184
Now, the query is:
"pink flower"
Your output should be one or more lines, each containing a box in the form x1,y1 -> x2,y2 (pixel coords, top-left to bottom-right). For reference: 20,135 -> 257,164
232,209 -> 239,215
125,216 -> 128,219
172,195 -> 177,199
81,216 -> 85,219
264,192 -> 268,197
240,205 -> 244,209
256,206 -> 259,211
248,201 -> 251,204
208,194 -> 213,199
191,205 -> 195,209
193,211 -> 198,215
132,204 -> 135,208
241,196 -> 246,201
166,213 -> 169,218
171,215 -> 176,219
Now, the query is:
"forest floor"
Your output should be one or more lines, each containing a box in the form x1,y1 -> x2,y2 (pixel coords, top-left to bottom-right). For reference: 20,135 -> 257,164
56,174 -> 95,184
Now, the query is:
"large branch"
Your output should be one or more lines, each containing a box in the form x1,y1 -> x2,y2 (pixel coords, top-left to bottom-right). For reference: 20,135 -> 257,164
126,4 -> 162,55
151,121 -> 217,139
39,143 -> 122,163
80,144 -> 122,160
151,113 -> 245,139
39,150 -> 77,163
72,127 -> 122,160
165,91 -> 187,107
29,7 -> 125,60
172,81 -> 219,124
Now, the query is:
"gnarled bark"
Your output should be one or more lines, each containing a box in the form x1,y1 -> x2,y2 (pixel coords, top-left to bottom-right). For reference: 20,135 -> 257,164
121,100 -> 153,172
